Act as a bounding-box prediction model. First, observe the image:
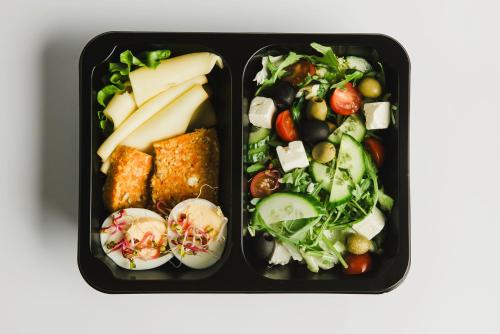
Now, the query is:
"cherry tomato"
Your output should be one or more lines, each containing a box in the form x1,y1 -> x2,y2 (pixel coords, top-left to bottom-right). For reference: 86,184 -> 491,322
343,253 -> 372,275
250,170 -> 280,198
364,137 -> 385,167
275,110 -> 299,142
329,83 -> 362,115
283,60 -> 316,86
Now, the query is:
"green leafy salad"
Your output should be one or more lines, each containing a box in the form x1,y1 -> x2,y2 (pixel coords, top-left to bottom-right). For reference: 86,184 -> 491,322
246,43 -> 396,274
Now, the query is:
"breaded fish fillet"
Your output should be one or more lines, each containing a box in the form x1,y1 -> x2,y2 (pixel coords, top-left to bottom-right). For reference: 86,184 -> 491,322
151,128 -> 220,209
103,146 -> 153,212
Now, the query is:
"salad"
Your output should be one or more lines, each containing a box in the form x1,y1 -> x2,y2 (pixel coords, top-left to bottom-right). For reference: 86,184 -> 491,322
246,43 -> 396,274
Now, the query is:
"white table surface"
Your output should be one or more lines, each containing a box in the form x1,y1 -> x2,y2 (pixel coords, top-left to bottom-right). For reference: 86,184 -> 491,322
1,0 -> 499,333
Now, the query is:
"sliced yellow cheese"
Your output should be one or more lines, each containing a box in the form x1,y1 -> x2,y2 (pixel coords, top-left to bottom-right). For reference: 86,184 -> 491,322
187,100 -> 217,131
129,52 -> 223,106
120,85 -> 208,152
97,75 -> 207,161
103,92 -> 137,129
100,159 -> 110,174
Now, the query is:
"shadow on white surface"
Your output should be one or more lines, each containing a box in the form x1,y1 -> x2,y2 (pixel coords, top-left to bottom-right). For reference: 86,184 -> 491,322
38,32 -> 89,237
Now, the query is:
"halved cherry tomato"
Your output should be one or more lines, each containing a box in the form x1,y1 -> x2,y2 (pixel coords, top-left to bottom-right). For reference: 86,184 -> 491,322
283,60 -> 316,86
343,253 -> 372,275
250,170 -> 280,198
275,110 -> 299,142
364,137 -> 385,167
329,82 -> 362,115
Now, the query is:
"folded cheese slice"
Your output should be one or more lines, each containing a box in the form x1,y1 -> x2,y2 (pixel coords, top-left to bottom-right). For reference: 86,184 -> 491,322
120,85 -> 208,152
129,52 -> 223,106
97,75 -> 207,161
103,91 -> 137,129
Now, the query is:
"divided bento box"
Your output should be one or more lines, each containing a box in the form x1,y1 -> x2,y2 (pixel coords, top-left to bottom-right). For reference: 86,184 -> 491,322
78,32 -> 410,293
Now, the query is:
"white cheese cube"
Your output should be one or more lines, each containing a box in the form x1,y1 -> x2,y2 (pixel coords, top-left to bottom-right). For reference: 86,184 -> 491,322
276,141 -> 309,172
248,96 -> 277,129
269,241 -> 291,265
364,102 -> 391,130
352,207 -> 385,240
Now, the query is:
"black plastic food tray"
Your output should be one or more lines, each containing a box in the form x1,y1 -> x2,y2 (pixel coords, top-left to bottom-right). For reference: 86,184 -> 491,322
78,32 -> 410,293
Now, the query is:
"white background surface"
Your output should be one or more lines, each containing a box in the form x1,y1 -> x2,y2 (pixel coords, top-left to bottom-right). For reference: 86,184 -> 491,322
1,0 -> 499,333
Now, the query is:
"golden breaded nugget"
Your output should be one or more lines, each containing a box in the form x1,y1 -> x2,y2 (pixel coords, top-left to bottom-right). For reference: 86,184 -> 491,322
103,146 -> 153,212
151,128 -> 219,209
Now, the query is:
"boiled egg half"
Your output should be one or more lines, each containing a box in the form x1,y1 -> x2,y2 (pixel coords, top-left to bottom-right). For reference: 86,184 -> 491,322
100,208 -> 173,270
167,198 -> 227,269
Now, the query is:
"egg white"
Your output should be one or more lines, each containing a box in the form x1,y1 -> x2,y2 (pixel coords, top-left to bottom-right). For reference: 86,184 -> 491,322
168,199 -> 228,269
100,208 -> 173,270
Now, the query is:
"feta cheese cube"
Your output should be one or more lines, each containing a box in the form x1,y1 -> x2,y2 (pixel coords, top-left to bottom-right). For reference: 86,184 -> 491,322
364,102 -> 391,130
352,207 -> 385,240
248,96 -> 276,129
276,141 -> 309,172
269,241 -> 291,265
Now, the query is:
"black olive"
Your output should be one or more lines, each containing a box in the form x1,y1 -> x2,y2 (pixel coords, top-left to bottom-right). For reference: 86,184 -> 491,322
251,232 -> 276,262
299,120 -> 330,144
263,81 -> 296,109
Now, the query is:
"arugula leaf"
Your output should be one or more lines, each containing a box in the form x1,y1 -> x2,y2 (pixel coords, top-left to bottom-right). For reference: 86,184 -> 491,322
310,43 -> 339,70
256,52 -> 303,94
330,71 -> 364,89
291,96 -> 306,122
352,178 -> 371,200
265,56 -> 280,73
279,168 -> 313,193
321,234 -> 348,268
289,217 -> 322,243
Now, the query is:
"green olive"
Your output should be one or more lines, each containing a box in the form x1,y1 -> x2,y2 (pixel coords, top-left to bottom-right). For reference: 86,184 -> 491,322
358,77 -> 382,98
347,234 -> 371,255
306,98 -> 328,121
312,142 -> 336,163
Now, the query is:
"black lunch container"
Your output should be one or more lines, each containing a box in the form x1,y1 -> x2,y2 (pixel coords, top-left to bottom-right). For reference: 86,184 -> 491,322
79,32 -> 411,293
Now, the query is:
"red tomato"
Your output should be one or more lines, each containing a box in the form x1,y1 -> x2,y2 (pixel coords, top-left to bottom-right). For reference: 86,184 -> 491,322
343,253 -> 372,275
283,60 -> 316,86
364,137 -> 385,167
329,83 -> 362,115
250,170 -> 280,198
275,110 -> 299,142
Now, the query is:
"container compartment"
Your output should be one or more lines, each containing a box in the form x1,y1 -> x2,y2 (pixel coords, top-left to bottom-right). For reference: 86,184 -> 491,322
79,34 -> 233,291
241,43 -> 403,282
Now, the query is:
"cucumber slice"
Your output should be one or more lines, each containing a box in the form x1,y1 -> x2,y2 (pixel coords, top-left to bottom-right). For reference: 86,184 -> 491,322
328,114 -> 366,144
329,135 -> 366,204
255,192 -> 325,225
249,127 -> 271,144
310,162 -> 332,192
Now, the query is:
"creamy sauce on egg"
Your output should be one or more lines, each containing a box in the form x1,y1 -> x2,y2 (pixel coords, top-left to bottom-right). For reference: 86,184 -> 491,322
184,203 -> 225,239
